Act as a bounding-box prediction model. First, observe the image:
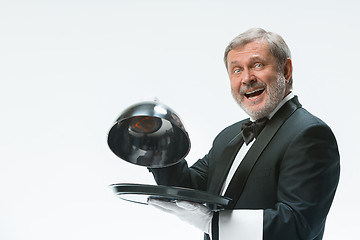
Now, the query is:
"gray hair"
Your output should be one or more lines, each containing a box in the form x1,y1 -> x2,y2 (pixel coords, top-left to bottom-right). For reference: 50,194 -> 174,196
224,28 -> 293,87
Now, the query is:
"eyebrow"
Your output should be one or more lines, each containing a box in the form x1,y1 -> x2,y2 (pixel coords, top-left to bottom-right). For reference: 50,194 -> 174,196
229,56 -> 265,67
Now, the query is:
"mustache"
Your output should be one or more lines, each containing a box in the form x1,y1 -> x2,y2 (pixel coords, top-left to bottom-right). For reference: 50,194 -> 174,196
239,82 -> 267,95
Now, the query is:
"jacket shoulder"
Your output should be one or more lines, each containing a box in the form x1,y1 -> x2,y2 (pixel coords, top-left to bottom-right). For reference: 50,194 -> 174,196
287,107 -> 334,132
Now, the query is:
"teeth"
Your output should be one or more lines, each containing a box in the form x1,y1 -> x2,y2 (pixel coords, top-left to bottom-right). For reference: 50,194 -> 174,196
246,88 -> 263,95
245,88 -> 265,99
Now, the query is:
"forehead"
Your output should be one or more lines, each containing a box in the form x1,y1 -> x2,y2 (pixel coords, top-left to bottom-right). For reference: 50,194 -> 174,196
227,41 -> 273,66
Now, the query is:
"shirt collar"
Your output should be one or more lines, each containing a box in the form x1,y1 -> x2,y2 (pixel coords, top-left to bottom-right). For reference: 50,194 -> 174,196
250,92 -> 295,121
268,91 -> 294,120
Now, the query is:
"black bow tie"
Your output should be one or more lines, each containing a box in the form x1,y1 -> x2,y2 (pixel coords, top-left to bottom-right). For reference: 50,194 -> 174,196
241,118 -> 268,145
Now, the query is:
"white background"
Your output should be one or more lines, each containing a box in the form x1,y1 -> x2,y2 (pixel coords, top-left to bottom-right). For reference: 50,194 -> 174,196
1,0 -> 359,239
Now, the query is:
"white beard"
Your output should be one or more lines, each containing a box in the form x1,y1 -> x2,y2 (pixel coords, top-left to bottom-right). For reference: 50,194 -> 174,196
232,74 -> 286,120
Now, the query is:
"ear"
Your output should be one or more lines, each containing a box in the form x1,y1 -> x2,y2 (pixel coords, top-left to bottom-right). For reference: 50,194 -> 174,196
283,58 -> 293,83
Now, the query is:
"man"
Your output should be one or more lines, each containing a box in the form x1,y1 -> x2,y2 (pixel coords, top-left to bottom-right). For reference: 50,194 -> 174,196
148,28 -> 340,240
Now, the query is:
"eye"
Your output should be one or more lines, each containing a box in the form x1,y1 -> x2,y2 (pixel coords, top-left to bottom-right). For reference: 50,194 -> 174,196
234,69 -> 241,73
254,63 -> 264,68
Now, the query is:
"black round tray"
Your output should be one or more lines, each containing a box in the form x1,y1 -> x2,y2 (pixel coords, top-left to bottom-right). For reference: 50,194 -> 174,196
110,183 -> 231,211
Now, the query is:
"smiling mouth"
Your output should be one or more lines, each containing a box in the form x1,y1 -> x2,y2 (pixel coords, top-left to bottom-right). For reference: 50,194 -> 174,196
245,88 -> 265,99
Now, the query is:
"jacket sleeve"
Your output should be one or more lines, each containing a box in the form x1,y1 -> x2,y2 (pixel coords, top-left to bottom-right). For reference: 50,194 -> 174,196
148,121 -> 241,191
263,124 -> 340,240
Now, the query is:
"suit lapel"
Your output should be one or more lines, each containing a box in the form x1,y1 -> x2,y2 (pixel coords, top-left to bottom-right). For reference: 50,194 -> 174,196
243,96 -> 301,173
250,96 -> 302,163
224,96 -> 301,207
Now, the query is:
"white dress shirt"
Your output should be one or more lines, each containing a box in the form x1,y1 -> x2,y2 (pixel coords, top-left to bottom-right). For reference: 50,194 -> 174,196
218,92 -> 295,240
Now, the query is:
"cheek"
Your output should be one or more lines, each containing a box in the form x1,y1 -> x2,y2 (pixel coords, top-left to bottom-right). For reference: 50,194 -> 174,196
260,71 -> 278,84
230,77 -> 240,91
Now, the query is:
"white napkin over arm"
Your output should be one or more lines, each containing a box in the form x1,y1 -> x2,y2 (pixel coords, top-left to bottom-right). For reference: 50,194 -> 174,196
218,209 -> 263,240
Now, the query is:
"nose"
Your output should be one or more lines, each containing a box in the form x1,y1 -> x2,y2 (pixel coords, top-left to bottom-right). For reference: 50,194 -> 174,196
241,68 -> 256,86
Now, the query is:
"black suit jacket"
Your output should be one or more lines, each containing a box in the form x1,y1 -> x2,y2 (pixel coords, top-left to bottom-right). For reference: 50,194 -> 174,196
150,97 -> 340,240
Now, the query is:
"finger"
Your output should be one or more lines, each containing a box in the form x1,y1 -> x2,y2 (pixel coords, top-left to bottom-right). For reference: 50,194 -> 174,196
175,200 -> 198,211
148,198 -> 180,212
149,202 -> 176,214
